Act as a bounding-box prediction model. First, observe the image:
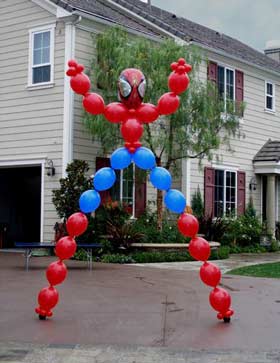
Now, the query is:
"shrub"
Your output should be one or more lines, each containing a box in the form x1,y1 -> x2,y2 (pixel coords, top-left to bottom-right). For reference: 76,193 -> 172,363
191,187 -> 204,219
198,216 -> 229,242
131,210 -> 187,244
101,253 -> 135,264
222,213 -> 262,247
209,246 -> 230,260
107,220 -> 144,250
52,160 -> 92,219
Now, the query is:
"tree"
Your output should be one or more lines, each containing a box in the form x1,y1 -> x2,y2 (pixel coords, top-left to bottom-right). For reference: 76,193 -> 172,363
83,27 -> 242,229
52,160 -> 92,220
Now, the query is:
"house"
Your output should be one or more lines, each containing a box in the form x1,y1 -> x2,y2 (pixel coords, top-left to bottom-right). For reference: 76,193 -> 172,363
1,0 -> 280,247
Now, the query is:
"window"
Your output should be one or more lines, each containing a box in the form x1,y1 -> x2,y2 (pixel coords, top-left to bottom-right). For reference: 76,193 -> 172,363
29,25 -> 55,86
204,167 -> 245,218
111,164 -> 135,217
214,169 -> 237,217
217,66 -> 235,110
265,81 -> 275,111
208,62 -> 244,116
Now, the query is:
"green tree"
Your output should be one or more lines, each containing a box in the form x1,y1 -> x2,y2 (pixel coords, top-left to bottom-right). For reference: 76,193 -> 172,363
84,27 -> 242,229
52,160 -> 92,220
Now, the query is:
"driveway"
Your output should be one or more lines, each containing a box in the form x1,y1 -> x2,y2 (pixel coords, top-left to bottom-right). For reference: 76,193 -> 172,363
1,252 -> 280,362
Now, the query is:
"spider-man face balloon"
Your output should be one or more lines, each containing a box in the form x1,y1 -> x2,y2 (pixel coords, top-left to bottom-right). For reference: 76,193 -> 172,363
118,68 -> 146,109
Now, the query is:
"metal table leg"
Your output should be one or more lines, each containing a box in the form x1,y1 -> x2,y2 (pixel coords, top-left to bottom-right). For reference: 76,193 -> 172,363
25,248 -> 33,271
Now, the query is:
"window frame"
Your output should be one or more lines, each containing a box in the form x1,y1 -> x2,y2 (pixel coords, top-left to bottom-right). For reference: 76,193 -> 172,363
120,164 -> 136,218
213,167 -> 237,218
112,164 -> 136,218
28,24 -> 55,88
217,64 -> 235,111
265,81 -> 275,112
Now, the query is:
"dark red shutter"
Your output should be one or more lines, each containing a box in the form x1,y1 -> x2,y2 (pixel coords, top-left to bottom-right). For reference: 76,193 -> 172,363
207,61 -> 218,83
235,70 -> 244,116
134,167 -> 146,218
96,157 -> 111,204
204,167 -> 215,218
237,171 -> 246,215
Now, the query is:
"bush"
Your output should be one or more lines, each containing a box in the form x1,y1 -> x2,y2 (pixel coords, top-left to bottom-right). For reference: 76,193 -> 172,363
209,246 -> 230,260
101,253 -> 135,264
131,210 -> 187,244
191,187 -> 204,219
198,216 -> 229,242
52,160 -> 92,219
222,213 -> 262,247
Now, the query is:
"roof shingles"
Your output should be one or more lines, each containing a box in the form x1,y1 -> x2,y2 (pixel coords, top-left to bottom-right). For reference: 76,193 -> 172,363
254,140 -> 280,163
52,0 -> 280,74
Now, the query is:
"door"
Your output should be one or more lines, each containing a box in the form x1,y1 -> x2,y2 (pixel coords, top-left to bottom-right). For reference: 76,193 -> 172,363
0,166 -> 41,247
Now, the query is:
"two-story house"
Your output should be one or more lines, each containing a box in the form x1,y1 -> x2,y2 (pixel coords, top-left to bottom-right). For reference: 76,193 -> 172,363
1,0 -> 280,247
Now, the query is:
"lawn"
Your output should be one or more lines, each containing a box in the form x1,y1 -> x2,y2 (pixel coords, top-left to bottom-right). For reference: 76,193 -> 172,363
228,262 -> 280,278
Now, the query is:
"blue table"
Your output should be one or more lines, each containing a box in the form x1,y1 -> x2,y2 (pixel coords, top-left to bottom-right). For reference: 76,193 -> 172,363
14,242 -> 101,271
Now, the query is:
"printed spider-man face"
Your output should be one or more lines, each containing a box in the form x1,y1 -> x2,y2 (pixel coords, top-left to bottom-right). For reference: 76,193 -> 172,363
118,68 -> 146,109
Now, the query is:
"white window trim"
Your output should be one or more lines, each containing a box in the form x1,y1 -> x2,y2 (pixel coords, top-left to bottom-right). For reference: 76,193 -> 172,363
214,168 -> 237,217
265,81 -> 275,113
119,164 -> 136,219
217,64 -> 235,110
27,24 -> 56,89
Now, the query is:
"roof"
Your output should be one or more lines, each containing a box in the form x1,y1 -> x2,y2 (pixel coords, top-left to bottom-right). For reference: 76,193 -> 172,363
49,0 -> 161,37
253,140 -> 280,163
52,0 -> 280,74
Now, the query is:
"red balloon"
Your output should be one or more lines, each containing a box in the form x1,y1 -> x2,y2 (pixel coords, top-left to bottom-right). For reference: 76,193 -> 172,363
178,213 -> 199,238
38,286 -> 59,311
66,212 -> 88,237
70,73 -> 90,95
157,92 -> 180,115
46,261 -> 67,286
136,103 -> 159,123
189,236 -> 210,261
83,93 -> 105,115
55,236 -> 77,260
68,59 -> 78,68
121,118 -> 143,143
200,262 -> 221,287
168,72 -> 190,94
104,102 -> 128,123
209,287 -> 231,314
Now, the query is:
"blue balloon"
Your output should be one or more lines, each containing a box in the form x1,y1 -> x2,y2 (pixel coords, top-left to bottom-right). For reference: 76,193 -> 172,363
79,190 -> 101,213
110,147 -> 132,170
93,167 -> 116,191
133,147 -> 156,170
150,167 -> 172,190
164,189 -> 186,214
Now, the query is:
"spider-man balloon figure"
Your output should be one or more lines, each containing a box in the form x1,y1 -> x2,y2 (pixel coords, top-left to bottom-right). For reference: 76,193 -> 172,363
66,58 -> 192,153
34,57 -> 234,323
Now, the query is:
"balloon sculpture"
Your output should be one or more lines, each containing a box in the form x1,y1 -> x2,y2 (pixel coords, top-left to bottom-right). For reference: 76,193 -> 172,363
35,58 -> 234,323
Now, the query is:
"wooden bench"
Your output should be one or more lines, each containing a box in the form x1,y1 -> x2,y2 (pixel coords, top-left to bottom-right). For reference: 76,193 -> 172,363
14,242 -> 101,271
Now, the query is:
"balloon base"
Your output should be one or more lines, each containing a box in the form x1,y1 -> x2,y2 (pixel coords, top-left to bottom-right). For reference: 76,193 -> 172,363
39,315 -> 46,320
223,317 -> 231,323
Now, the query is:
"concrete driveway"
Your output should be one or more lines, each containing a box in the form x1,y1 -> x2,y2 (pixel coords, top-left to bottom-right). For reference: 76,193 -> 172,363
1,252 -> 280,362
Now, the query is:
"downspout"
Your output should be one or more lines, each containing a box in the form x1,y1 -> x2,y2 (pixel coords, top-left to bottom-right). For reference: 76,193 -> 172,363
62,15 -> 81,177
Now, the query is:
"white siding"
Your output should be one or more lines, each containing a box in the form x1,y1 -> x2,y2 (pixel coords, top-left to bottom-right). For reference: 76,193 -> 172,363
0,0 -> 66,241
188,51 -> 280,218
73,24 -> 106,174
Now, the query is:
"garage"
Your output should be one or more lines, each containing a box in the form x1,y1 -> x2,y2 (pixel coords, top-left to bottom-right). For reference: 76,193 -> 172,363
0,166 -> 41,248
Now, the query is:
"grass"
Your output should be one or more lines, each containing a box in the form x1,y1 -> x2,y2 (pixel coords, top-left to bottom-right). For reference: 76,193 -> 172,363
228,262 -> 280,278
